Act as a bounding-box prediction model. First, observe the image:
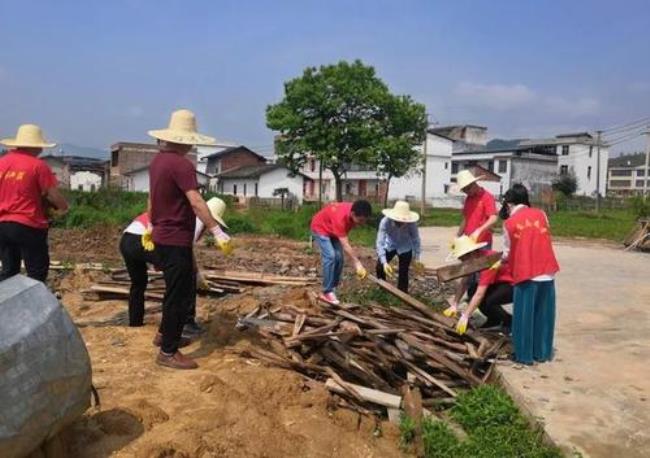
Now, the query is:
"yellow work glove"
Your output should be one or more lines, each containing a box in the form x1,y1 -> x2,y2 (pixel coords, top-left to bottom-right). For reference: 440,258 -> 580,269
142,229 -> 155,252
443,304 -> 458,318
355,263 -> 368,280
456,313 -> 470,335
413,261 -> 425,274
469,230 -> 481,242
210,226 -> 233,256
383,263 -> 395,278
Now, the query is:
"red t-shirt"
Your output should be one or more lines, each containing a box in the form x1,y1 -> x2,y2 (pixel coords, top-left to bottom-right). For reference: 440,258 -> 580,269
478,249 -> 514,286
462,187 -> 497,244
310,202 -> 355,238
149,151 -> 198,247
0,149 -> 58,229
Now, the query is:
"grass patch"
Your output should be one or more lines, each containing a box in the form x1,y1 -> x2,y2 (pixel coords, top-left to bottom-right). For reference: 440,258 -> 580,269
547,209 -> 636,241
401,385 -> 562,458
53,190 -> 638,244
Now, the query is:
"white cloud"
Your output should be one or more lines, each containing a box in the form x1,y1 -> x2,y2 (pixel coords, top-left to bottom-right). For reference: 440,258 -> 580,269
454,82 -> 536,110
452,81 -> 600,118
542,96 -> 600,117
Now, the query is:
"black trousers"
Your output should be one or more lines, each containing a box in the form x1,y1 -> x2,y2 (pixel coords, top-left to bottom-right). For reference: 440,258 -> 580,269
376,249 -> 413,293
468,281 -> 513,327
120,234 -> 197,327
119,233 -> 157,326
156,244 -> 194,354
0,221 -> 50,283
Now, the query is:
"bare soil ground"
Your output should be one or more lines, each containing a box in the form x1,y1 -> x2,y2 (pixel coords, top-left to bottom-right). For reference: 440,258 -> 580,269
48,229 -> 411,458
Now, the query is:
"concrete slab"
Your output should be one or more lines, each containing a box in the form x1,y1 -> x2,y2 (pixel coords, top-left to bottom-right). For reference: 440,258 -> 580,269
419,227 -> 650,457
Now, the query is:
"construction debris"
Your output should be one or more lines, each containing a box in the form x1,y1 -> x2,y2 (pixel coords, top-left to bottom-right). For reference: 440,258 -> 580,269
624,218 -> 650,251
81,268 -> 316,302
239,284 -> 509,416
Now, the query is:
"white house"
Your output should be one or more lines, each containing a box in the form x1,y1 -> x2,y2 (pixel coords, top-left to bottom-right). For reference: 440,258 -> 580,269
70,171 -> 102,192
449,132 -> 609,198
389,131 -> 454,204
293,130 -> 453,205
194,141 -> 239,175
122,166 -> 210,192
216,164 -> 306,203
520,132 -> 608,197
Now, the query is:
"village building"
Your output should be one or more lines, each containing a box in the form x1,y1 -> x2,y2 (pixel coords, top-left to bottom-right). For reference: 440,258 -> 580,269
40,155 -> 109,191
215,163 -> 306,204
122,165 -> 210,193
607,152 -> 650,196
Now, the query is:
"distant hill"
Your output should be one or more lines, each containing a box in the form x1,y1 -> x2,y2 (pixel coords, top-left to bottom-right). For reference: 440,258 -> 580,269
45,143 -> 108,160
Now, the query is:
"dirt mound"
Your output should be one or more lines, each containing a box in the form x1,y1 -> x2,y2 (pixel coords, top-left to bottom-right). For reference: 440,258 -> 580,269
53,233 -> 402,457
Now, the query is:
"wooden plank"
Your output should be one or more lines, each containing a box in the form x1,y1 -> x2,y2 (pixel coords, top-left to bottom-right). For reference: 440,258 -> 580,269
325,378 -> 402,409
88,285 -> 164,301
402,360 -> 457,398
292,313 -> 306,337
368,275 -> 455,328
402,386 -> 425,457
433,251 -> 503,283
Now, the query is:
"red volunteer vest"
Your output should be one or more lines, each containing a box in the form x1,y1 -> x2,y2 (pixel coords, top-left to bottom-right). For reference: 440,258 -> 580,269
505,207 -> 559,284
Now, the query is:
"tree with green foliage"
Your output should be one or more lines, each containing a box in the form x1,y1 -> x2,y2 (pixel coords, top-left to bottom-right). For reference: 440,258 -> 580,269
552,170 -> 578,197
372,94 -> 427,206
267,60 -> 425,202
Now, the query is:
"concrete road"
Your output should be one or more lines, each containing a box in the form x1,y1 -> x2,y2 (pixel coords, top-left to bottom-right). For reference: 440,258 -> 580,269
419,226 -> 650,458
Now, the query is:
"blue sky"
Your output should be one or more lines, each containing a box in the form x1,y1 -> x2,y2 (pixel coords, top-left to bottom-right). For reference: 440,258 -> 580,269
1,0 -> 648,154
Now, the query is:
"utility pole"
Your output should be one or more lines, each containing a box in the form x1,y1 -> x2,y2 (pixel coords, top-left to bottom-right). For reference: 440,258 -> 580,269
595,130 -> 602,212
643,124 -> 650,201
420,120 -> 428,216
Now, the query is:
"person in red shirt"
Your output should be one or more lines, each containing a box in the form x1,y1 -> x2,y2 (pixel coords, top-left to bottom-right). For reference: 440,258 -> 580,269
443,235 -> 514,334
0,124 -> 68,283
310,200 -> 372,305
502,184 -> 559,365
147,109 -> 233,370
456,170 -> 498,246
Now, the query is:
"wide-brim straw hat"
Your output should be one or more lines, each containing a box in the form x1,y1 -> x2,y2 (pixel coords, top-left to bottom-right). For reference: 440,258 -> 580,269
382,200 -> 420,223
206,197 -> 228,228
148,109 -> 216,146
456,169 -> 483,191
451,235 -> 487,259
1,124 -> 55,148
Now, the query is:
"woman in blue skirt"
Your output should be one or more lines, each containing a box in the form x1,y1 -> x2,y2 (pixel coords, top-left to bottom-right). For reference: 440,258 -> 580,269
501,184 -> 559,364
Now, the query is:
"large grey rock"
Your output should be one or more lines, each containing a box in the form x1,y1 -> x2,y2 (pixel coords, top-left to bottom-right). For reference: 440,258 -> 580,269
0,275 -> 91,458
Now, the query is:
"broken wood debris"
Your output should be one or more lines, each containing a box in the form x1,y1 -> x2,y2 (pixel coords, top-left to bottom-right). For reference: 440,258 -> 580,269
81,268 -> 317,302
238,287 -> 509,416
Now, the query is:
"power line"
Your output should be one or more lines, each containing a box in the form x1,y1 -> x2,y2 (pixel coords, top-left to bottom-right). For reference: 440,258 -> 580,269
601,116 -> 650,134
603,122 -> 648,137
604,130 -> 645,145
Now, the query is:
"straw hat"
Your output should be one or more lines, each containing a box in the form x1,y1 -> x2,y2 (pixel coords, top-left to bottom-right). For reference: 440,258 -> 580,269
1,124 -> 55,148
206,197 -> 228,228
456,169 -> 483,191
451,235 -> 487,259
382,200 -> 420,223
148,109 -> 216,146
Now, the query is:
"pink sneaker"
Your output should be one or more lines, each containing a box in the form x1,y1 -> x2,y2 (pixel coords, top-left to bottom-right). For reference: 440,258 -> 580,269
319,292 -> 340,305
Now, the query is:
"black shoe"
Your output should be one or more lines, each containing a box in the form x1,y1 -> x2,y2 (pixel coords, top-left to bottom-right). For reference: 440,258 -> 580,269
182,321 -> 205,337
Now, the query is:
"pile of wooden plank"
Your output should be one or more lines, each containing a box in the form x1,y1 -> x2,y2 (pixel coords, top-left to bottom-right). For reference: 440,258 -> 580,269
239,276 -> 509,416
82,268 -> 317,302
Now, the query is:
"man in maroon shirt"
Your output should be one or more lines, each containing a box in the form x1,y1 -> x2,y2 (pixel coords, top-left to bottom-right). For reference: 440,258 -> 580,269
0,124 -> 68,282
147,109 -> 232,370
